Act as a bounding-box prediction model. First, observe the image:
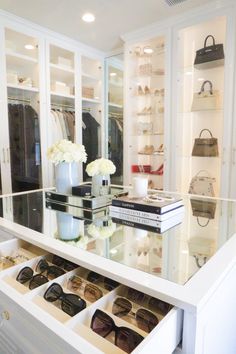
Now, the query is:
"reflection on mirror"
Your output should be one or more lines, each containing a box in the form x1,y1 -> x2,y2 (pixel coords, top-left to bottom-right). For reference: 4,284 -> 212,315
105,53 -> 124,185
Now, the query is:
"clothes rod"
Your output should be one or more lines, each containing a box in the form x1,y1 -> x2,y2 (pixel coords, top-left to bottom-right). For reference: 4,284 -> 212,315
8,96 -> 31,103
51,103 -> 74,109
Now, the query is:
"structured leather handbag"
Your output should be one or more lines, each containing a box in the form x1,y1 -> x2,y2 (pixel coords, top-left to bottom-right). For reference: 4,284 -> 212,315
192,129 -> 219,157
194,35 -> 224,69
191,80 -> 220,111
190,198 -> 217,222
188,170 -> 216,196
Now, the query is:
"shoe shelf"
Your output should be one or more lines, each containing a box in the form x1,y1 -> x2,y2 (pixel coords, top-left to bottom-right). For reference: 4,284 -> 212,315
0,237 -> 182,354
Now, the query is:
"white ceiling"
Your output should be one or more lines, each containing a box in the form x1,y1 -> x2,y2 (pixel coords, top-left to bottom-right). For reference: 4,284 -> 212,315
0,0 -> 213,53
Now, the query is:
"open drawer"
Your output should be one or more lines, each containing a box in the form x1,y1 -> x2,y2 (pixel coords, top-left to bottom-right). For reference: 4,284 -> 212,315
0,238 -> 183,354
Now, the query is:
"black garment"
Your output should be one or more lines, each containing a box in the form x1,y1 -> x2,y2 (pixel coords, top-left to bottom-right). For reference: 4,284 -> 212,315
8,104 -> 41,192
108,118 -> 123,177
82,112 -> 100,180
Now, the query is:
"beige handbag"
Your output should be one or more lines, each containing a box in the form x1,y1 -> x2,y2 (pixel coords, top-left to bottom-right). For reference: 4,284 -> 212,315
188,170 -> 216,197
191,80 -> 220,111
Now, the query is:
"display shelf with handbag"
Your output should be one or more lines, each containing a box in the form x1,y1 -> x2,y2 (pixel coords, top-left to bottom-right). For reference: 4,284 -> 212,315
191,80 -> 221,111
192,129 -> 219,157
188,170 -> 216,197
194,35 -> 224,70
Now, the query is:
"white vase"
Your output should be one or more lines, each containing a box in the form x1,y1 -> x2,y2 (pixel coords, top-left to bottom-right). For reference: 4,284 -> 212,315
55,162 -> 79,195
92,174 -> 111,197
56,211 -> 81,241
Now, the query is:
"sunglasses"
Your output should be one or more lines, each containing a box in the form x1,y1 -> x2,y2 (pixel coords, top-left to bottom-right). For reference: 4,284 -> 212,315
112,297 -> 158,333
91,309 -> 144,353
44,283 -> 86,316
36,259 -> 65,279
16,266 -> 49,290
87,271 -> 119,291
67,275 -> 103,303
51,255 -> 78,271
127,288 -> 172,315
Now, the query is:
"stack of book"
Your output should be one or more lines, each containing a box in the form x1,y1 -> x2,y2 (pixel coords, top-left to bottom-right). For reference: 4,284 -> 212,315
109,194 -> 184,233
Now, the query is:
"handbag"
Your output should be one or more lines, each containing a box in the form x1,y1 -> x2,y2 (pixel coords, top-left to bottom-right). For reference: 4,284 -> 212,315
192,129 -> 219,157
194,35 -> 224,69
191,80 -> 220,111
190,198 -> 216,221
188,170 -> 216,196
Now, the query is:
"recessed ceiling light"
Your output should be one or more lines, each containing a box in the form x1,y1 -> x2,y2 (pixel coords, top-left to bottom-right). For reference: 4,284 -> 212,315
110,72 -> 117,77
82,13 -> 95,23
143,47 -> 153,54
24,44 -> 34,50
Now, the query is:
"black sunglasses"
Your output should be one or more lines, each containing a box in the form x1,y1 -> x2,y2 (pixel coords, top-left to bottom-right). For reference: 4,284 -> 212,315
44,283 -> 86,316
112,297 -> 158,333
51,255 -> 78,271
16,266 -> 48,290
36,259 -> 65,279
87,271 -> 119,291
91,309 -> 144,353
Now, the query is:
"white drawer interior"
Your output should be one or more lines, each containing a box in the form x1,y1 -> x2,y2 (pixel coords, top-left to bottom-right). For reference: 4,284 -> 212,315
0,239 -> 183,354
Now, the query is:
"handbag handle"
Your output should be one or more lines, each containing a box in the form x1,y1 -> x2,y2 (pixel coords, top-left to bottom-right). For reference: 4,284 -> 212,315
199,80 -> 213,95
199,129 -> 213,138
197,217 -> 210,227
195,169 -> 212,177
204,35 -> 216,48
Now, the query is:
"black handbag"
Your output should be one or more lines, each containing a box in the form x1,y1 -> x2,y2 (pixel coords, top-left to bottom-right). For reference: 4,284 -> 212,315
192,129 -> 219,157
194,35 -> 224,69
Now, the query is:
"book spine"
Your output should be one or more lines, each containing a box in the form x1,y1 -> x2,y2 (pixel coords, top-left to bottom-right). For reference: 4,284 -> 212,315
109,205 -> 161,220
110,211 -> 161,227
112,199 -> 161,214
111,217 -> 161,233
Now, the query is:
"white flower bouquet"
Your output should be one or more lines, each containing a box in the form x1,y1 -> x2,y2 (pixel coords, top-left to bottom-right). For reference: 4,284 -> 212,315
87,221 -> 116,239
86,158 -> 116,176
47,139 -> 87,165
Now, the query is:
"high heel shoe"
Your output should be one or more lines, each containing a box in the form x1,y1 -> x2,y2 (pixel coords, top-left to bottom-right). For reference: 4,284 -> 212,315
138,85 -> 144,95
150,164 -> 164,175
154,144 -> 164,154
144,86 -> 151,95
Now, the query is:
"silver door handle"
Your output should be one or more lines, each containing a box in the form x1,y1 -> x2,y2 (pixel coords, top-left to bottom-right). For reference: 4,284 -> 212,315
2,148 -> 6,163
7,148 -> 10,163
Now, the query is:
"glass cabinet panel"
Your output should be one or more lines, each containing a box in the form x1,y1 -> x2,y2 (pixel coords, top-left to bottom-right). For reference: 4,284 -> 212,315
175,16 -> 226,197
5,28 -> 42,193
106,55 -> 124,185
81,56 -> 102,181
125,35 -> 166,190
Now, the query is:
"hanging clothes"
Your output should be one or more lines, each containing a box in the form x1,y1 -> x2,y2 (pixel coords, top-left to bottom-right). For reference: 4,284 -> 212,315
8,103 -> 41,191
50,109 -> 75,143
108,116 -> 123,177
82,112 -> 100,180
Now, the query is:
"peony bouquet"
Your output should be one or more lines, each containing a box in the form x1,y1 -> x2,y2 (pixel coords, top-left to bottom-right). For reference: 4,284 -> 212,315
47,139 -> 87,165
86,158 -> 116,177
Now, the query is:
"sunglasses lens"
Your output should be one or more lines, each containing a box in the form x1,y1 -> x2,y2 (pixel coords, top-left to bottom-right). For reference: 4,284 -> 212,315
87,271 -> 100,283
136,308 -> 158,333
51,255 -> 64,267
29,274 -> 48,290
127,288 -> 145,304
68,276 -> 83,291
112,297 -> 132,317
47,266 -> 65,280
148,297 -> 171,315
104,277 -> 119,291
91,309 -> 113,337
116,327 -> 144,353
36,259 -> 48,273
44,283 -> 62,302
63,260 -> 78,271
84,284 -> 103,303
16,267 -> 33,284
61,294 -> 86,316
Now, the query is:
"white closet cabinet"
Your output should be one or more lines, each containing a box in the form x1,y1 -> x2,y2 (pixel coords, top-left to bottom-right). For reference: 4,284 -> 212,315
123,1 -> 236,199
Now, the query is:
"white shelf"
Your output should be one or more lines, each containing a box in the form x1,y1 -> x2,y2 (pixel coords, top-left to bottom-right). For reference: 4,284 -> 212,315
50,63 -> 74,74
6,50 -> 38,63
82,97 -> 101,104
50,91 -> 75,105
82,72 -> 101,81
7,84 -> 39,92
108,102 -> 123,109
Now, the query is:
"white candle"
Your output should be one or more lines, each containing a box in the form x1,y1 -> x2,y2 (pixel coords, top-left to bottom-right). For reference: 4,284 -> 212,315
132,177 -> 148,198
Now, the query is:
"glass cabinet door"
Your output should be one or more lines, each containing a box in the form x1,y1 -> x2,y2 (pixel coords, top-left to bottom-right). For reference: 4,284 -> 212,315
5,28 -> 42,193
125,35 -> 166,190
174,16 -> 226,197
106,55 -> 124,185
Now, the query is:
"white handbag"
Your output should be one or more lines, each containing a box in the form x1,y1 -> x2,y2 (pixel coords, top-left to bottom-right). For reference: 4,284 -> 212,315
188,170 -> 216,197
191,80 -> 220,111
